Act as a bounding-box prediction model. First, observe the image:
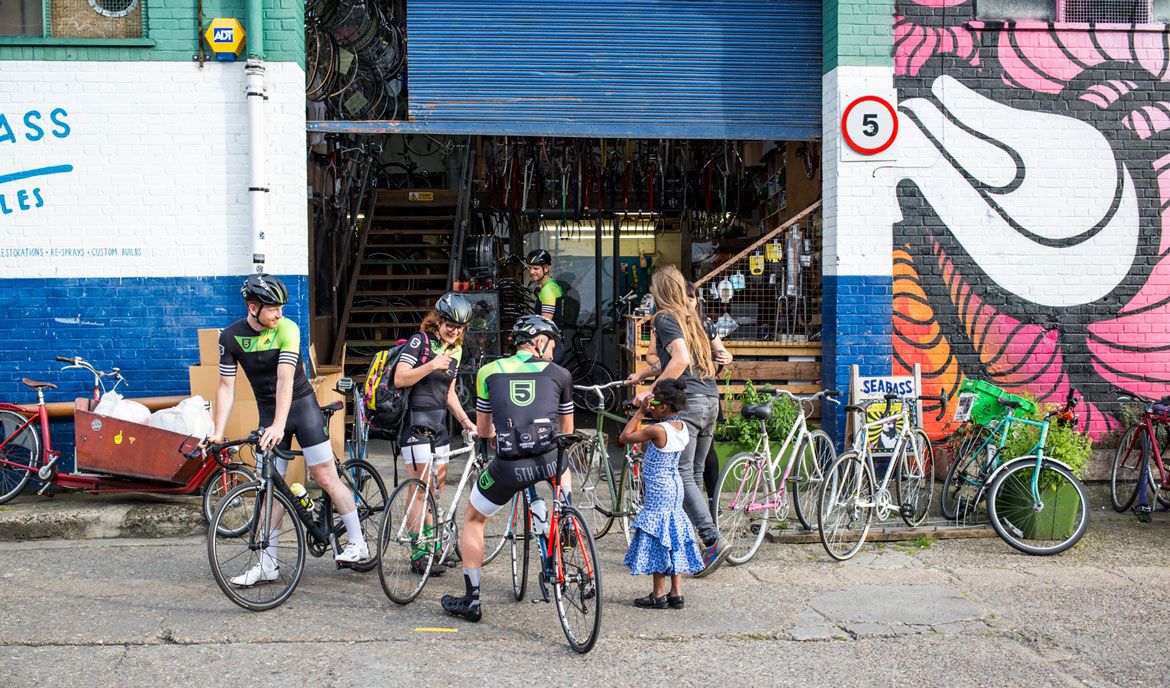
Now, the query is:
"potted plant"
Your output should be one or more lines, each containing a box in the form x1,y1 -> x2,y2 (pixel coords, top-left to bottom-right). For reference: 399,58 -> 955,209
713,380 -> 800,477
997,394 -> 1092,540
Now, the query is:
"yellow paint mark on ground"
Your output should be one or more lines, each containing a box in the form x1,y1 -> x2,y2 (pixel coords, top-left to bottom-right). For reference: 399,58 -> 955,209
414,627 -> 458,633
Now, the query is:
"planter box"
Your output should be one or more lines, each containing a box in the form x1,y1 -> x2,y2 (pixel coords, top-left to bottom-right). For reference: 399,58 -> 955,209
712,440 -> 797,491
1001,477 -> 1080,540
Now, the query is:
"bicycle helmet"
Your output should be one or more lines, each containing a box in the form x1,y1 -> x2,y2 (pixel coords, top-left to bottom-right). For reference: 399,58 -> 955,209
241,273 -> 290,306
435,292 -> 473,325
524,249 -> 553,267
512,314 -> 562,345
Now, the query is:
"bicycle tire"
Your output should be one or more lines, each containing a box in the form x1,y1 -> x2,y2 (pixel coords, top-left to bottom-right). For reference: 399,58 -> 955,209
207,483 -> 306,612
616,450 -> 645,545
511,492 -> 530,601
896,429 -> 935,527
377,478 -> 438,605
986,458 -> 1089,556
481,464 -> 511,566
570,363 -> 618,413
338,459 -> 388,573
1110,425 -> 1144,512
792,430 -> 836,531
567,436 -> 594,496
0,409 -> 37,504
580,438 -> 616,539
553,505 -> 602,654
202,466 -> 256,535
817,451 -> 874,562
713,453 -> 770,566
941,425 -> 995,521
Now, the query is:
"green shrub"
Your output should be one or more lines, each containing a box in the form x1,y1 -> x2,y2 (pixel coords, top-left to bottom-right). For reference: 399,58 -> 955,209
1000,392 -> 1092,481
714,380 -> 799,447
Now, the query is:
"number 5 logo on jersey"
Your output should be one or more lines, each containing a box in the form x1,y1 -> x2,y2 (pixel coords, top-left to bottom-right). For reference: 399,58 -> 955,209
509,380 -> 535,407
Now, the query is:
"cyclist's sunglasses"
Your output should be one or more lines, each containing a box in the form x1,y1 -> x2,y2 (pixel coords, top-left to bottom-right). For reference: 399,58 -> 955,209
648,400 -> 663,407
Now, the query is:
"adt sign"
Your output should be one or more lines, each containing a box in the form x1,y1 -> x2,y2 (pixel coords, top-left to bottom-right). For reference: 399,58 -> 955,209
204,18 -> 246,62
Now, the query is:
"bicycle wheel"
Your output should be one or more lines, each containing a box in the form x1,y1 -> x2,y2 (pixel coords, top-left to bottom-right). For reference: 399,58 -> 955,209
337,459 -> 388,572
207,483 -> 306,612
510,492 -> 530,601
202,466 -> 256,535
480,463 -> 511,566
377,478 -> 438,605
553,505 -> 602,654
941,425 -> 995,521
0,410 -> 37,504
566,436 -> 594,496
986,458 -> 1089,556
579,439 -> 616,539
817,452 -> 874,561
896,429 -> 935,527
1110,425 -> 1145,512
570,364 -> 617,413
713,453 -> 769,566
792,430 -> 836,531
616,450 -> 645,545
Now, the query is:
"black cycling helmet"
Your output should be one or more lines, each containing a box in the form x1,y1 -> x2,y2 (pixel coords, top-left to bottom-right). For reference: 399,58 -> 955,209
525,249 -> 552,267
435,292 -> 473,325
241,273 -> 290,306
512,314 -> 561,344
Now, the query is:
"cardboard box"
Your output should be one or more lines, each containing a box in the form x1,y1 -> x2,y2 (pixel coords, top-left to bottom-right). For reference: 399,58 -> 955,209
198,328 -> 222,367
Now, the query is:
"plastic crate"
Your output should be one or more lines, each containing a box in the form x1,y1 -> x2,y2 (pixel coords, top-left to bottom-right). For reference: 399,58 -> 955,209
959,379 -> 1037,427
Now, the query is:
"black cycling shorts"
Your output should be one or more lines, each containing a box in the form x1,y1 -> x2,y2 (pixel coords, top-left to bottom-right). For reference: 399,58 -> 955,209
398,408 -> 450,449
258,394 -> 332,467
469,448 -> 560,517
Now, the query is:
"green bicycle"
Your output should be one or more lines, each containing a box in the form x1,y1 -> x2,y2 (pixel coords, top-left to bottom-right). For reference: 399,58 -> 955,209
569,381 -> 644,544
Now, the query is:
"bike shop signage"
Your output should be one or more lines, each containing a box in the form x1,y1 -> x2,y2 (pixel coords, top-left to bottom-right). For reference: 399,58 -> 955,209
848,365 -> 921,455
0,107 -> 73,219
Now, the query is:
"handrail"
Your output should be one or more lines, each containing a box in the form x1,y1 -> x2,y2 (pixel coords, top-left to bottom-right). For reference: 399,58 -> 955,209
694,200 -> 822,288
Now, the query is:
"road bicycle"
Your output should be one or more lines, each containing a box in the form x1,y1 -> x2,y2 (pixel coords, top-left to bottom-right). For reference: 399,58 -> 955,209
941,389 -> 1079,522
376,428 -> 489,604
1110,393 -> 1170,515
569,381 -> 644,543
505,433 -> 601,654
817,393 -> 938,561
712,388 -> 839,565
203,432 -> 388,611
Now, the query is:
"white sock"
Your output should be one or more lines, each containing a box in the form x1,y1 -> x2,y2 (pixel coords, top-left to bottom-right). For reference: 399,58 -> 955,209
263,529 -> 281,570
339,510 -> 365,547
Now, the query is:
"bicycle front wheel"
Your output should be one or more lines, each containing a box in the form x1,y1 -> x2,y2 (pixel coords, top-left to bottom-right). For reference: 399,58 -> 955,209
896,429 -> 935,527
338,459 -> 388,572
480,465 -> 511,566
713,453 -> 769,566
0,410 -> 38,504
1110,425 -> 1144,512
792,430 -> 836,531
510,492 -> 530,601
554,506 -> 602,654
616,450 -> 645,545
207,483 -> 306,612
377,478 -> 438,605
941,425 -> 995,521
202,466 -> 256,535
987,459 -> 1089,556
818,452 -> 874,561
580,440 -> 616,539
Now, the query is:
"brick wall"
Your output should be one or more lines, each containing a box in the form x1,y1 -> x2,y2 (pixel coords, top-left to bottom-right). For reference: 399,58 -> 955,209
890,0 -> 1170,439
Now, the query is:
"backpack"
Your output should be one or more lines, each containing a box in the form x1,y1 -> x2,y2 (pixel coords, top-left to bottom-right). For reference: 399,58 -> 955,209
363,332 -> 430,434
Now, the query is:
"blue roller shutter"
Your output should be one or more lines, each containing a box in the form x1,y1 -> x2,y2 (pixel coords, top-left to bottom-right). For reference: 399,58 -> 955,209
405,0 -> 821,140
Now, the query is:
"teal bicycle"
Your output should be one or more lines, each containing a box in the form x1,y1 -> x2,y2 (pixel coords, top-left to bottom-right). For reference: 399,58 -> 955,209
942,388 -> 1088,555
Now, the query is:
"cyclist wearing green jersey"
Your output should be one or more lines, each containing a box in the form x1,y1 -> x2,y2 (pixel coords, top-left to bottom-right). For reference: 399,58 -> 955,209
208,274 -> 369,586
525,249 -> 567,365
441,315 -> 574,622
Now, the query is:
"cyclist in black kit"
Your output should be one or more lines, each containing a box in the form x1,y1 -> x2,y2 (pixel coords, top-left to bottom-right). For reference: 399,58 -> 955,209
441,315 -> 574,622
393,292 -> 478,574
208,274 -> 368,586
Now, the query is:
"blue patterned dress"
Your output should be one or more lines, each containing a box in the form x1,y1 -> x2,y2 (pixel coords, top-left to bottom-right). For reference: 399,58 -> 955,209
624,419 -> 705,576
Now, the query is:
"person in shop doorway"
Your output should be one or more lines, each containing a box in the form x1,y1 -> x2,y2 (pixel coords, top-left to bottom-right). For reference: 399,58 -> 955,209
525,249 -> 567,365
626,266 -> 732,576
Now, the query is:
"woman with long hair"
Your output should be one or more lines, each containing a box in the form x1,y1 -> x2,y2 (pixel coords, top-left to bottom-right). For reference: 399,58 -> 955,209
627,266 -> 730,575
394,293 -> 478,575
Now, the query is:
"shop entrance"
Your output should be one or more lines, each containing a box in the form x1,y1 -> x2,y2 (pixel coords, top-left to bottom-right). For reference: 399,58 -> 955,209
307,134 -> 824,417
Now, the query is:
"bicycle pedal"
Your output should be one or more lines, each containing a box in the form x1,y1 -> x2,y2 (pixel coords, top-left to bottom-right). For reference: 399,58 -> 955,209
899,505 -> 914,518
530,596 -> 551,604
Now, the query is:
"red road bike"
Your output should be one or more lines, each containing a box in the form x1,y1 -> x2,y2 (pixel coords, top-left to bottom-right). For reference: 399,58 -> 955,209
1110,393 -> 1170,516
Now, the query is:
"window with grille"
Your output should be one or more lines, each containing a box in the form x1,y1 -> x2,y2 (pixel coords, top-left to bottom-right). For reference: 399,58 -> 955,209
2,0 -> 146,38
979,0 -> 1164,21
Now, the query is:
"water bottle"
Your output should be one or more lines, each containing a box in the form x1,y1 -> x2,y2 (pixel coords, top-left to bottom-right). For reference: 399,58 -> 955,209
530,498 -> 549,537
290,482 -> 315,512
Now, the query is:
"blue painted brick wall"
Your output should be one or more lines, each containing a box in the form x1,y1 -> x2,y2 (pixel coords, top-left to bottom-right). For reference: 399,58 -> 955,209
822,275 -> 893,447
0,275 -> 308,472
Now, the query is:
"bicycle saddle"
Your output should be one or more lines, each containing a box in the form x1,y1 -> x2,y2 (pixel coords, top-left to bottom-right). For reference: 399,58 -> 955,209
21,377 -> 57,390
319,401 -> 344,415
742,403 -> 772,421
553,432 -> 586,449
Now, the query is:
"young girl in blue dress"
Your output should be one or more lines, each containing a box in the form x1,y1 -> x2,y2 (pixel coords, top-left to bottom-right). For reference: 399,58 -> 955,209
619,378 -> 705,609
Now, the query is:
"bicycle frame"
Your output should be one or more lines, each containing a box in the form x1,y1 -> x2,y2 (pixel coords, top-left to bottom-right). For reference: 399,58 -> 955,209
387,440 -> 477,559
254,452 -> 338,553
727,399 -> 818,514
523,459 -> 595,594
978,416 -> 1069,508
849,403 -> 920,503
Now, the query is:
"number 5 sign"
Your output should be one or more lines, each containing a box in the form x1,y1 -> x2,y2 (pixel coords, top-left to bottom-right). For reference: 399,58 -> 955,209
841,94 -> 899,159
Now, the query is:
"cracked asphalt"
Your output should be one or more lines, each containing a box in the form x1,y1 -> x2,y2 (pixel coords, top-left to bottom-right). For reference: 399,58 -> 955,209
1,510 -> 1167,687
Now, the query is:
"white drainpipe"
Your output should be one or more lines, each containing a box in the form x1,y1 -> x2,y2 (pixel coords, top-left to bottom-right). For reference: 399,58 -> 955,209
246,58 -> 268,273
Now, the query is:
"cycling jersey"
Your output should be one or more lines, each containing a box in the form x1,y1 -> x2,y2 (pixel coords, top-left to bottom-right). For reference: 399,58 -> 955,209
399,332 -> 462,411
218,318 -> 314,406
530,278 -> 564,326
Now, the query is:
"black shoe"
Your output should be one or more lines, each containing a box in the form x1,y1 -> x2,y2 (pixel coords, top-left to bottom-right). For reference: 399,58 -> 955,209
633,594 -> 668,609
667,595 -> 685,610
1135,504 -> 1153,523
441,594 -> 482,622
410,557 -> 432,575
429,559 -> 448,576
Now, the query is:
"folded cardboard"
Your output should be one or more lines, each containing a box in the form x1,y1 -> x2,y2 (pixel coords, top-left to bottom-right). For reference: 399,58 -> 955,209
197,328 -> 221,367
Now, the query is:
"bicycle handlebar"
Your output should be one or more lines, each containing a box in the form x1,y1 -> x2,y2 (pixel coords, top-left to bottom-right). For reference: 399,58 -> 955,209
57,355 -> 128,387
185,429 -> 300,469
759,388 -> 842,406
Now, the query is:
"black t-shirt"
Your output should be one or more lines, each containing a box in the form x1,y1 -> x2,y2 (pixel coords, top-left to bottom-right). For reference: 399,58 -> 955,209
653,312 -> 719,398
399,332 -> 462,412
218,317 -> 315,407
